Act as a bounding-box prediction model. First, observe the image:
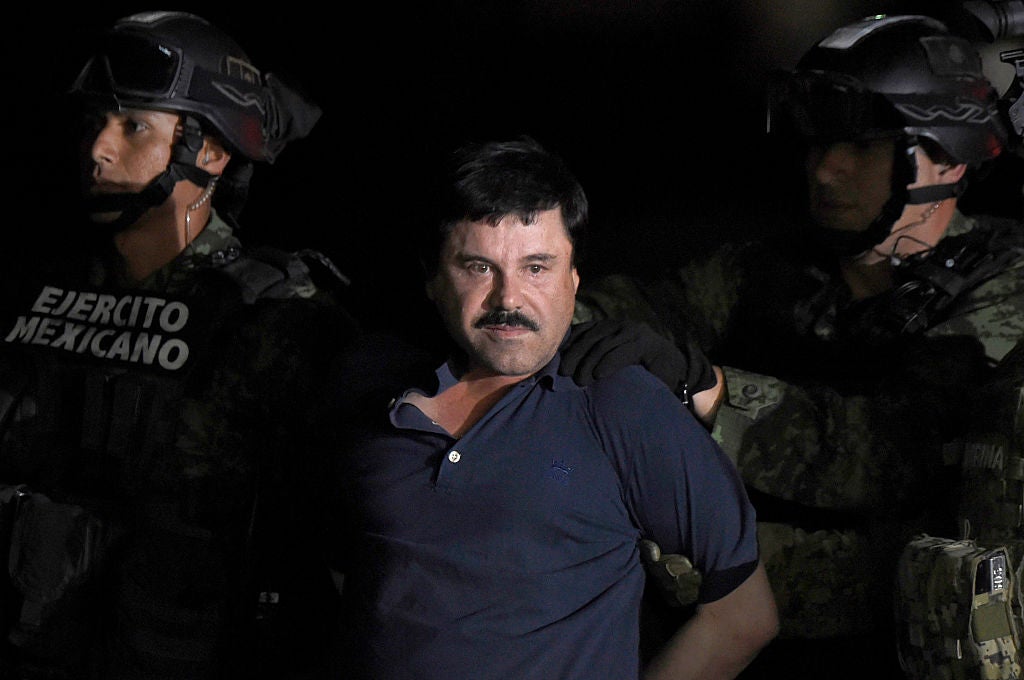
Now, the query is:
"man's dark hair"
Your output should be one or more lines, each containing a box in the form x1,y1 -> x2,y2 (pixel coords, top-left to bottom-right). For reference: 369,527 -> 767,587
420,135 -> 588,277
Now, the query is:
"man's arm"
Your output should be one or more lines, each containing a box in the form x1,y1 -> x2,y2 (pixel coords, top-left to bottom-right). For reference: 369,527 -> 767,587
643,561 -> 778,680
596,367 -> 776,679
690,365 -> 725,425
576,262 -> 987,512
712,336 -> 984,512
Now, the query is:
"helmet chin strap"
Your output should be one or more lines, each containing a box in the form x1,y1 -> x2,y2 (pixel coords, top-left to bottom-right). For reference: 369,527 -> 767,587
906,182 -> 960,204
82,115 -> 214,232
811,186 -> 907,257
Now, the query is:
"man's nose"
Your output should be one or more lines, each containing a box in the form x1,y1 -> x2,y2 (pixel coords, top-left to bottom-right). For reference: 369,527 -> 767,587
488,272 -> 522,310
89,118 -> 120,168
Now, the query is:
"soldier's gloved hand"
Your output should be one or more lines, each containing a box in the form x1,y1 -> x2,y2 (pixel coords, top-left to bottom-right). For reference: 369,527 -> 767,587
639,539 -> 702,608
559,319 -> 716,398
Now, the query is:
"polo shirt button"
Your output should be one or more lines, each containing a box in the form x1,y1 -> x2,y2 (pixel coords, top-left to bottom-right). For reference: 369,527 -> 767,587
448,450 -> 461,463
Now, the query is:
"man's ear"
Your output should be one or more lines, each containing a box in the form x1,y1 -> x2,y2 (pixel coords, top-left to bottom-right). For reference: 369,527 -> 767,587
939,163 -> 967,182
425,277 -> 438,303
199,138 -> 231,174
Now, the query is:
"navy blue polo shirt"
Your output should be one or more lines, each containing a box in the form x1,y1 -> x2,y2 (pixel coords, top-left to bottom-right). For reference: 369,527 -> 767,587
339,353 -> 758,679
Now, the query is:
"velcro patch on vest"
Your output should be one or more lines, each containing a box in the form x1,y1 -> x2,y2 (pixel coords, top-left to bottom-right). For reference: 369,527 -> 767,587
2,285 -> 207,373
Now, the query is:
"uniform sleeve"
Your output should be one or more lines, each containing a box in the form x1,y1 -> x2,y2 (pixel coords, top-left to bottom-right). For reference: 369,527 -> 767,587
577,241 -> 985,516
589,367 -> 759,603
573,243 -> 746,354
714,327 -> 987,515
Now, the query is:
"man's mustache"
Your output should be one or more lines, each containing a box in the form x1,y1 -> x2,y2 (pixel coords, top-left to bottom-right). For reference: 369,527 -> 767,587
474,310 -> 539,331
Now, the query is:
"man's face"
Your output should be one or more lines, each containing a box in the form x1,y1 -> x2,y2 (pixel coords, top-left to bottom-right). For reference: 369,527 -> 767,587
427,208 -> 580,379
80,106 -> 179,223
805,136 -> 895,233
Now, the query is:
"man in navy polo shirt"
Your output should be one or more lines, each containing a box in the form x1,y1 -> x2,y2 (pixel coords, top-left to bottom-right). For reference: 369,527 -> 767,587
332,136 -> 778,679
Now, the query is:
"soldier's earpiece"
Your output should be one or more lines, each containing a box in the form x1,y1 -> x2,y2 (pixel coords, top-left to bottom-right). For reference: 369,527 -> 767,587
203,151 -> 211,165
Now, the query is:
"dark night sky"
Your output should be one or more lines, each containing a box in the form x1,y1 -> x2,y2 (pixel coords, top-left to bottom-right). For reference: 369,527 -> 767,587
8,1 -> 1023,324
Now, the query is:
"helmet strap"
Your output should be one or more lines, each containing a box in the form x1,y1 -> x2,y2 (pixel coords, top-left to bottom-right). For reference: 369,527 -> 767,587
83,114 -> 215,232
902,134 -> 963,205
906,182 -> 961,205
810,191 -> 907,257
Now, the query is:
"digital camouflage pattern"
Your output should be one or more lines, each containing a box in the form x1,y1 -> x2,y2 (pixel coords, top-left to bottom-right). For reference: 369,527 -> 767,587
756,522 -> 881,639
574,209 -> 1024,644
896,535 -> 1021,680
0,212 -> 359,679
953,339 -> 1024,551
916,335 -> 1024,677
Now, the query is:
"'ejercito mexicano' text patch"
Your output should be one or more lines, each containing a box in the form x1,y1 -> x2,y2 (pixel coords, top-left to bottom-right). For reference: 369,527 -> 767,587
4,285 -> 193,371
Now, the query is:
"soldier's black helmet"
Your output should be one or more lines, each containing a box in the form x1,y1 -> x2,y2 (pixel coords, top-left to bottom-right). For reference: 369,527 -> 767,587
770,14 -> 1009,166
71,11 -> 318,163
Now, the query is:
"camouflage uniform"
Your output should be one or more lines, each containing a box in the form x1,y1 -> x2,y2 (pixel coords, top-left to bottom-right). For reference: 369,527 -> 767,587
892,336 -> 1024,679
0,214 -> 358,679
574,210 -> 1024,659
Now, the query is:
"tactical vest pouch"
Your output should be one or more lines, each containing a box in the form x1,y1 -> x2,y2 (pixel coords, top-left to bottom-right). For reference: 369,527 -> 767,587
6,492 -> 122,651
896,534 -> 1022,680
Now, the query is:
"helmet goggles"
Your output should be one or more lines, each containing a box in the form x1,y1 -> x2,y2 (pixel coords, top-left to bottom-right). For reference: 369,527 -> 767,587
70,11 -> 319,163
73,32 -> 263,113
768,70 -> 904,144
76,33 -> 186,101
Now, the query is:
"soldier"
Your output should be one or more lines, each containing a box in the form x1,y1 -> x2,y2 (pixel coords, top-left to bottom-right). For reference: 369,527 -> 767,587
567,14 -> 1023,678
0,11 -> 357,679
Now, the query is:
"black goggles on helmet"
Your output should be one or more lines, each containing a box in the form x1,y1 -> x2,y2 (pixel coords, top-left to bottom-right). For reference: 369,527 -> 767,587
73,33 -> 188,101
767,70 -> 904,143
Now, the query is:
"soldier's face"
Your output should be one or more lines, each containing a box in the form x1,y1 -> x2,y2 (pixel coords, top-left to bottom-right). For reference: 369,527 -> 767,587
80,107 -> 179,223
426,208 -> 580,379
805,137 -> 895,233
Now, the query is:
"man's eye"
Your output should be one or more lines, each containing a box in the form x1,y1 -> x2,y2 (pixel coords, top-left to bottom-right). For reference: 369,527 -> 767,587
469,263 -> 490,274
527,264 -> 546,274
126,119 -> 150,133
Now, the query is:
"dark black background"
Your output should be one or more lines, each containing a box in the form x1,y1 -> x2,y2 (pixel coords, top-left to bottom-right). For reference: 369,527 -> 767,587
7,1 -> 1023,326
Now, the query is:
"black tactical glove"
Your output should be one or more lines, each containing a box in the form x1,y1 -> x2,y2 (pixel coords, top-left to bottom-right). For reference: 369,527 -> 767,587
559,319 -> 716,402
